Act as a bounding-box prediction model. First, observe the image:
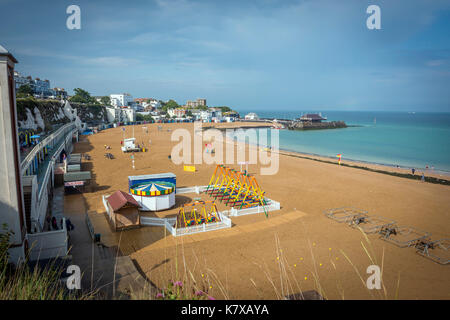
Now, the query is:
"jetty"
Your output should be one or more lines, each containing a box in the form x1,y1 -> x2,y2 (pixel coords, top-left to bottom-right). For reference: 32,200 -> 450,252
236,113 -> 347,130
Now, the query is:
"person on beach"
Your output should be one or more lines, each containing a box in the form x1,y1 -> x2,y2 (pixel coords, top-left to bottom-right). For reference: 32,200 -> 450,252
412,168 -> 416,175
421,173 -> 425,182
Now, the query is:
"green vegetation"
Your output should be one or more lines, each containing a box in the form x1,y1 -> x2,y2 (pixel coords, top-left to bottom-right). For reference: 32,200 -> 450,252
99,96 -> 111,106
213,106 -> 232,112
161,99 -> 179,112
0,225 -> 89,300
136,113 -> 154,122
16,84 -> 34,98
154,280 -> 214,300
69,88 -> 98,104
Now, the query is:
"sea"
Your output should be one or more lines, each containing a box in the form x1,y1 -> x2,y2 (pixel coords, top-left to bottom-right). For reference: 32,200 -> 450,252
232,110 -> 450,174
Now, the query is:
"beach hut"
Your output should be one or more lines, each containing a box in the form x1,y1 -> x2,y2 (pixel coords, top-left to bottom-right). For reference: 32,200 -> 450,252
105,190 -> 141,231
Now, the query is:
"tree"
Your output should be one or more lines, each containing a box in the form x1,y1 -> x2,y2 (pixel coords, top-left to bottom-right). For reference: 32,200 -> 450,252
162,99 -> 179,111
136,113 -> 154,122
100,96 -> 111,106
16,84 -> 33,98
214,106 -> 232,113
69,88 -> 96,104
196,105 -> 208,111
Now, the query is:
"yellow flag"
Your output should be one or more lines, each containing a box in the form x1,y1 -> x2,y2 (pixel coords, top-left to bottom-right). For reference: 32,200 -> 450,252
184,165 -> 196,172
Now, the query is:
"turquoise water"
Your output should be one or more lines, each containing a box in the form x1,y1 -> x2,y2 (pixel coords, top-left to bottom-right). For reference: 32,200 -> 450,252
234,111 -> 450,173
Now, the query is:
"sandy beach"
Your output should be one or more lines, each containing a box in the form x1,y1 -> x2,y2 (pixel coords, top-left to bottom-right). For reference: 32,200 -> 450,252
68,122 -> 450,300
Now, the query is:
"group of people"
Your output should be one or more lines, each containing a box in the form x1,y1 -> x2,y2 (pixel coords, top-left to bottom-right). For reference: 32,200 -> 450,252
410,168 -> 426,182
46,216 -> 74,231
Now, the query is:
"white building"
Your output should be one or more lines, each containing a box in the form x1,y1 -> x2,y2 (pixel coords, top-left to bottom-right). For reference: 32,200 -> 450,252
105,106 -> 136,123
110,93 -> 134,107
209,108 -> 223,122
149,99 -> 161,109
121,107 -> 136,122
245,112 -> 259,120
200,110 -> 211,122
14,71 -> 52,97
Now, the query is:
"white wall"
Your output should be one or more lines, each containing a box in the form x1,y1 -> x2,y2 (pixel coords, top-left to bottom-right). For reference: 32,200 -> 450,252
0,52 -> 26,264
27,221 -> 68,261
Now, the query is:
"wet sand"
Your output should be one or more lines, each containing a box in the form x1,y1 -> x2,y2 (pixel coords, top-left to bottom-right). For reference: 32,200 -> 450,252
69,122 -> 450,300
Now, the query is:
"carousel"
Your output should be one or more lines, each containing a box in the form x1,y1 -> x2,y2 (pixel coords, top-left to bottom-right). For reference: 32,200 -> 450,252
129,181 -> 176,211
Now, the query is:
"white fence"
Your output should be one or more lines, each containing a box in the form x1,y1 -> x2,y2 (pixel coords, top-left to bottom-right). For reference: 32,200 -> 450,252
140,213 -> 231,237
27,218 -> 68,261
172,212 -> 232,237
140,216 -> 176,227
176,185 -> 208,195
103,187 -> 280,237
223,199 -> 281,217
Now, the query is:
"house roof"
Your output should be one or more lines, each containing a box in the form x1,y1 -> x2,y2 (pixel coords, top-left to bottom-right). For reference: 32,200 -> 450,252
0,44 -> 18,63
107,190 -> 140,212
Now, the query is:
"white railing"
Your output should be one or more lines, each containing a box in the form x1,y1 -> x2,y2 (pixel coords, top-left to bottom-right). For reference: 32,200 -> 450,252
37,159 -> 54,201
226,199 -> 281,217
36,184 -> 48,229
27,218 -> 68,261
140,216 -> 167,226
21,122 -> 76,173
176,185 -> 208,194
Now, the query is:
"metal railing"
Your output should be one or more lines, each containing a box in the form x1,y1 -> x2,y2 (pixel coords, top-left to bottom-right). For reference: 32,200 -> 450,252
20,122 -> 76,173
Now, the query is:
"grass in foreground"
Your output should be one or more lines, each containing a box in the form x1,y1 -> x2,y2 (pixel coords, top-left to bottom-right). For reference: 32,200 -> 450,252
0,225 -> 93,300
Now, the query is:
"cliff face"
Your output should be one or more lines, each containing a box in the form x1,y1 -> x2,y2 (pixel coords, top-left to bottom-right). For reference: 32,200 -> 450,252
288,120 -> 347,130
16,98 -> 108,133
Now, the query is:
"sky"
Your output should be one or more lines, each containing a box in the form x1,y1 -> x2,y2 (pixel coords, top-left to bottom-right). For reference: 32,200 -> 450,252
1,0 -> 449,112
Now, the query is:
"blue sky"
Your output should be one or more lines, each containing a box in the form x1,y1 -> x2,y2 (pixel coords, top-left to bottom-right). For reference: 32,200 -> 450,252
1,0 -> 449,112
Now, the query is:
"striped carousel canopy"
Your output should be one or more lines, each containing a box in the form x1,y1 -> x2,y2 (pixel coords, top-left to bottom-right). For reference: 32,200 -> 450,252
130,181 -> 175,197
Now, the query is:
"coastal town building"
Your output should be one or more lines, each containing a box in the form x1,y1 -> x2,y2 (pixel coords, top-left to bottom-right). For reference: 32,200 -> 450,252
106,106 -> 136,123
53,87 -> 68,99
209,107 -> 223,122
223,111 -> 240,122
245,112 -> 259,120
167,107 -> 187,118
110,93 -> 134,108
299,113 -> 327,123
186,98 -> 207,108
14,71 -> 65,98
134,98 -> 161,110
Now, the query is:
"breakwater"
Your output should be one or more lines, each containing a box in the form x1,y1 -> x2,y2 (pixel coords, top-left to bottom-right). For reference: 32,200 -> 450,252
287,120 -> 347,130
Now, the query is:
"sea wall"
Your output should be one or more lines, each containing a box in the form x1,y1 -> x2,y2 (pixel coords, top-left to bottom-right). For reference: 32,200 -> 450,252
288,121 -> 347,130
